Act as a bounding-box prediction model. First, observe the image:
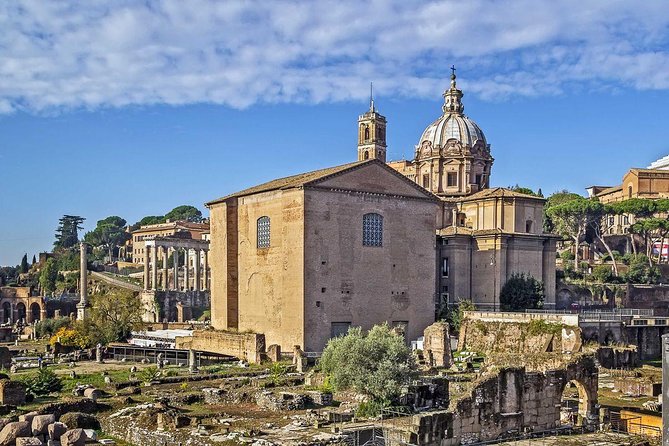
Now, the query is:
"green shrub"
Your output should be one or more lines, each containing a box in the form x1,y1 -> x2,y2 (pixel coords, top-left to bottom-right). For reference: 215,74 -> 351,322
591,265 -> 614,283
318,324 -> 416,404
560,250 -> 575,262
624,255 -> 660,284
356,400 -> 385,418
499,273 -> 544,311
527,319 -> 562,336
24,368 -> 63,397
35,317 -> 71,339
138,366 -> 161,383
446,299 -> 475,332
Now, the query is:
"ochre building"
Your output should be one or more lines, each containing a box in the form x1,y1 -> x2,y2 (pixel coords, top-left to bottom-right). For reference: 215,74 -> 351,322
207,161 -> 439,352
206,71 -> 557,352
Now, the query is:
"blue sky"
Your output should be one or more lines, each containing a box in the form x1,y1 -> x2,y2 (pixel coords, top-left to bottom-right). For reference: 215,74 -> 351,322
1,0 -> 669,266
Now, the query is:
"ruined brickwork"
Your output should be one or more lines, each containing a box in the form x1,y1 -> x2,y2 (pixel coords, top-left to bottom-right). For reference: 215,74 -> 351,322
385,356 -> 598,445
423,322 -> 453,368
458,312 -> 583,355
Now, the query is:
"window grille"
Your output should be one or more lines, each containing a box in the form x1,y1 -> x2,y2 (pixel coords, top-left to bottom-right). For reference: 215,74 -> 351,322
257,216 -> 270,248
363,213 -> 383,247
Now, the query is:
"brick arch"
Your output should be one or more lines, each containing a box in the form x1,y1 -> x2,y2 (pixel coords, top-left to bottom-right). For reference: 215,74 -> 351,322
559,356 -> 599,426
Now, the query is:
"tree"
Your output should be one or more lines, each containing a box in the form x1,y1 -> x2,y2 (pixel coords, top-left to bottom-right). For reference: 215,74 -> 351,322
544,190 -> 583,233
509,185 -> 541,197
84,216 -> 131,262
629,218 -> 669,266
547,197 -> 599,269
135,215 -> 165,228
499,273 -> 544,311
39,258 -> 58,295
586,202 -> 620,275
53,215 -> 85,250
164,205 -> 203,223
446,299 -> 476,333
610,198 -> 656,255
319,324 -> 417,405
19,254 -> 29,274
89,289 -> 144,344
31,255 -> 36,265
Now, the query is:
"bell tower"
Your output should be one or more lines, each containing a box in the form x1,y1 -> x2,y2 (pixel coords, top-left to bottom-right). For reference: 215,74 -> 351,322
357,83 -> 387,162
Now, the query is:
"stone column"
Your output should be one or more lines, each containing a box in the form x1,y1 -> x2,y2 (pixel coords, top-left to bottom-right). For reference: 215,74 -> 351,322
162,246 -> 169,290
194,249 -> 201,292
184,248 -> 190,291
203,250 -> 209,290
143,245 -> 151,290
151,244 -> 158,291
77,242 -> 89,320
662,333 -> 669,445
173,248 -> 179,291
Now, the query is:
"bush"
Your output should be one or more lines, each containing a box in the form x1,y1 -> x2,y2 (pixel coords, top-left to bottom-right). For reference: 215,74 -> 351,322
318,324 -> 416,404
138,366 -> 161,383
499,273 -> 544,311
446,299 -> 475,332
591,265 -> 614,283
24,367 -> 63,397
560,250 -> 575,262
35,317 -> 71,339
624,255 -> 660,284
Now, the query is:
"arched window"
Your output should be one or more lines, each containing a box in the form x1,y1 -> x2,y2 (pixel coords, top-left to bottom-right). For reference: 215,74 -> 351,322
526,220 -> 533,233
362,213 -> 383,247
628,185 -> 633,199
364,125 -> 370,140
257,216 -> 270,248
364,151 -> 369,160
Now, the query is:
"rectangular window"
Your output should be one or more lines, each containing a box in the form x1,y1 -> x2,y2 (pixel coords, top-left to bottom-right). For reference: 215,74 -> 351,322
331,322 -> 351,339
623,215 -> 629,225
442,257 -> 449,277
422,174 -> 429,188
447,172 -> 457,187
362,213 -> 383,247
475,174 -> 482,186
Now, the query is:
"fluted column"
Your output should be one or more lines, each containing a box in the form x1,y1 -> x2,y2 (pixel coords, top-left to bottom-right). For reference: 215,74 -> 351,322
184,248 -> 190,291
143,245 -> 150,290
151,244 -> 158,291
194,249 -> 201,292
203,250 -> 209,290
162,246 -> 169,290
173,248 -> 179,291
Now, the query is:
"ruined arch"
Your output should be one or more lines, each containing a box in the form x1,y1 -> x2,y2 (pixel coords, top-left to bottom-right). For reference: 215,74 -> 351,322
561,379 -> 594,426
16,302 -> 26,323
30,302 -> 41,322
1,302 -> 10,323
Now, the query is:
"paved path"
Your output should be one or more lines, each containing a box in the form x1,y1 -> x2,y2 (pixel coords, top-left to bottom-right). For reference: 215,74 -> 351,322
90,270 -> 143,292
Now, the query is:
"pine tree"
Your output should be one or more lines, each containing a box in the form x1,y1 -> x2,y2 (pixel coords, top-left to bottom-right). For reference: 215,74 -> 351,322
54,215 -> 86,250
31,255 -> 36,265
19,254 -> 29,274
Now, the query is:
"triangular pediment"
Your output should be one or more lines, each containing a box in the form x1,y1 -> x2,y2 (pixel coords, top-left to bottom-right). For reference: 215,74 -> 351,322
309,160 -> 438,201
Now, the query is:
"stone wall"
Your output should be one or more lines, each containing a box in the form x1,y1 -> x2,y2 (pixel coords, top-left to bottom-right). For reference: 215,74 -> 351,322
175,329 -> 265,364
459,315 -> 582,355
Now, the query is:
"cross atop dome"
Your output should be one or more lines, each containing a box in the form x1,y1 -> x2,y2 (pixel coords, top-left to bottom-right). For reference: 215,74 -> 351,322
443,65 -> 464,115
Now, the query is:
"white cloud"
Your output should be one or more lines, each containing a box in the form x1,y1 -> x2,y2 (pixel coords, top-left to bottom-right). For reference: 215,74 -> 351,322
1,0 -> 668,113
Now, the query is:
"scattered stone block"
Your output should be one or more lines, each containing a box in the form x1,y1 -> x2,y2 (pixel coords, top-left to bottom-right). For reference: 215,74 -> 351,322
31,414 -> 55,436
15,438 -> 43,446
267,344 -> 281,363
19,412 -> 38,423
0,421 -> 31,446
48,422 -> 67,440
58,413 -> 99,430
60,428 -> 88,446
82,388 -> 102,401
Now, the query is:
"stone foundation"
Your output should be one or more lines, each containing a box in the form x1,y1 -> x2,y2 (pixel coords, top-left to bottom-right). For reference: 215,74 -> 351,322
175,329 -> 265,364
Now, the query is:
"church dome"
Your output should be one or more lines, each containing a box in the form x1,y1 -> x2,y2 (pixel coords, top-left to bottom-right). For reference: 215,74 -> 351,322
419,113 -> 486,149
417,71 -> 487,150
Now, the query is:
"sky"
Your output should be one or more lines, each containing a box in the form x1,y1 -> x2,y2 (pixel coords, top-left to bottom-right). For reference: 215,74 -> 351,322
1,0 -> 669,266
